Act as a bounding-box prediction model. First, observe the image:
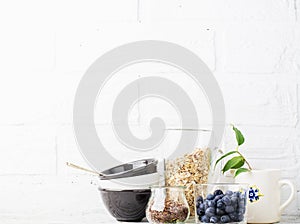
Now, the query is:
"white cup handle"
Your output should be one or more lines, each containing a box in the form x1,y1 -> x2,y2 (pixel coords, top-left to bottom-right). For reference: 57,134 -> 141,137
279,179 -> 296,213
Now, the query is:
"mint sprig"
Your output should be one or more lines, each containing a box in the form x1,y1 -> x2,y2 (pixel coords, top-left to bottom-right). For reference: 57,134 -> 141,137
215,125 -> 252,177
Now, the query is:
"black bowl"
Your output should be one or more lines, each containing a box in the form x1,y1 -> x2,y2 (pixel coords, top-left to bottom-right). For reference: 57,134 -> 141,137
99,188 -> 151,222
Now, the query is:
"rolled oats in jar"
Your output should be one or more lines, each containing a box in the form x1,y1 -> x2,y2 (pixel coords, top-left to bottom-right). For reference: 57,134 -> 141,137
165,147 -> 211,216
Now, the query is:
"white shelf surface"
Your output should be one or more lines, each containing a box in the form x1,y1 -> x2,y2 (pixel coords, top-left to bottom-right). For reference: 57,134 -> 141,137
1,208 -> 299,224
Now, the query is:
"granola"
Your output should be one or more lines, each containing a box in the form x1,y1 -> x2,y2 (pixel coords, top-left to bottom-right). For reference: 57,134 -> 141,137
147,199 -> 189,223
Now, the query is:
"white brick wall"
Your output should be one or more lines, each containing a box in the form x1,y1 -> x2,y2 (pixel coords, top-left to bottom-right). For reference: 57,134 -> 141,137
0,0 -> 299,223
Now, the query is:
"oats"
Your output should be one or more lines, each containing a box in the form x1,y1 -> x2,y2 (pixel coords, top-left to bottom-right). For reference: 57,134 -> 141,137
165,148 -> 211,216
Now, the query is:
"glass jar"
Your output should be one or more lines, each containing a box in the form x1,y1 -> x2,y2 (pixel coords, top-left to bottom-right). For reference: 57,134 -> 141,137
162,129 -> 220,216
146,186 -> 190,224
194,183 -> 248,224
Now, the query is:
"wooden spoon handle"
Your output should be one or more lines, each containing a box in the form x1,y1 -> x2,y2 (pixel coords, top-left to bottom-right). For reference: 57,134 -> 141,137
66,162 -> 103,176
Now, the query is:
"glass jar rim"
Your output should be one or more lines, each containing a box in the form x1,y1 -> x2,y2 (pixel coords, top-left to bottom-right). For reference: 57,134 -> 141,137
194,183 -> 249,187
164,128 -> 212,132
150,185 -> 186,189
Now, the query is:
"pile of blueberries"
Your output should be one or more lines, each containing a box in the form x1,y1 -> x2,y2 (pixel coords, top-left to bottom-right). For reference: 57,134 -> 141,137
196,189 -> 246,223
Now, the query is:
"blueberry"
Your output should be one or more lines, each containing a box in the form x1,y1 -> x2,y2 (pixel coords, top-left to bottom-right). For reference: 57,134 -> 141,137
233,203 -> 238,210
225,205 -> 235,213
213,196 -> 221,205
197,207 -> 205,216
213,199 -> 219,205
222,195 -> 231,205
200,215 -> 209,223
231,196 -> 238,204
214,189 -> 224,196
239,192 -> 246,202
197,195 -> 204,203
216,208 -> 225,216
205,207 -> 216,217
229,212 -> 238,221
208,200 -> 216,207
238,199 -> 245,208
233,191 -> 240,197
214,194 -> 224,201
206,193 -> 215,200
204,200 -> 209,210
220,215 -> 231,223
217,200 -> 225,209
237,212 -> 244,222
199,203 -> 205,212
238,207 -> 245,214
225,190 -> 233,196
210,216 -> 219,223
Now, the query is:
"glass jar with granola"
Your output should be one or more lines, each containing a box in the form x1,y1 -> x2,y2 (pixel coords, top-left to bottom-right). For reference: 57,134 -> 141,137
146,186 -> 190,224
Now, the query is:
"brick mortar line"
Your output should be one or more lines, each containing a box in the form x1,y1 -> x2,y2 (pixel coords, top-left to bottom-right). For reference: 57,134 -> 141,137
55,135 -> 58,176
294,0 -> 298,21
137,0 -> 141,23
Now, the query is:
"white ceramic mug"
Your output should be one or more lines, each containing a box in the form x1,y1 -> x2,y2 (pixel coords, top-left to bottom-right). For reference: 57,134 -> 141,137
235,169 -> 295,223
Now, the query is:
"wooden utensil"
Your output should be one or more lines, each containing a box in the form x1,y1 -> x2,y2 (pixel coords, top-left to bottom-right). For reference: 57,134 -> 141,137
66,162 -> 104,176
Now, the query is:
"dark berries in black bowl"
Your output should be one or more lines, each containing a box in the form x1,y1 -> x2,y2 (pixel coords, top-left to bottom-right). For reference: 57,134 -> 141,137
196,189 -> 247,223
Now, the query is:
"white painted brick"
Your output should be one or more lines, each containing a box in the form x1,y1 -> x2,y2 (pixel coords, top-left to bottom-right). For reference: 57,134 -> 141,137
54,0 -> 138,71
94,69 -> 213,127
222,135 -> 298,176
0,1 -> 55,72
276,24 -> 300,73
0,0 -> 138,75
0,125 -> 56,174
297,0 -> 300,20
55,23 -> 215,72
218,75 -> 298,126
0,71 -> 61,125
57,124 -> 161,173
56,125 -> 92,175
140,0 -> 295,22
55,70 -> 143,125
55,25 -> 216,124
133,71 -> 212,128
296,84 -> 300,161
222,24 -> 295,73
54,71 -> 83,125
65,123 -> 166,170
222,125 -> 294,152
56,0 -> 138,27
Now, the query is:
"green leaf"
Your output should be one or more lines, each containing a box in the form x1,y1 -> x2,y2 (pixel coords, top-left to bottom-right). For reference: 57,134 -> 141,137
231,157 -> 245,169
232,125 -> 245,146
234,167 -> 250,177
222,156 -> 245,173
214,151 -> 238,169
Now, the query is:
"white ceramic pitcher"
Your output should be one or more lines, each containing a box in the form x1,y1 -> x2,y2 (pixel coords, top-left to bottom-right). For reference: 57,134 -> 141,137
235,169 -> 295,223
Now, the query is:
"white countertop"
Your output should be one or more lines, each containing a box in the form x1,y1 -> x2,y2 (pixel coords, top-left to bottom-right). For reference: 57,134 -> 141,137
1,207 -> 299,224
